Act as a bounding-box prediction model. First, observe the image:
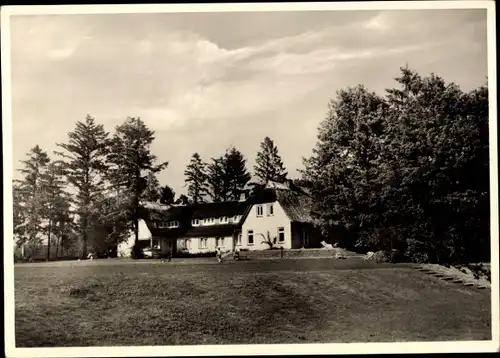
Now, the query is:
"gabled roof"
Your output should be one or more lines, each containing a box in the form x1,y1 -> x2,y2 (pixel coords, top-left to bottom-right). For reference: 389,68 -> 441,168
275,189 -> 314,224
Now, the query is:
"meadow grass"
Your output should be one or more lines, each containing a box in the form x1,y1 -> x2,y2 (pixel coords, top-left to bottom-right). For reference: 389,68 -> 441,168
14,258 -> 491,346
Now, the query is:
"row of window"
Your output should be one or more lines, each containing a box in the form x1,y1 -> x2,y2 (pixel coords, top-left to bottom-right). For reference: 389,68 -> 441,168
256,204 -> 273,217
157,216 -> 241,229
179,228 -> 286,249
182,237 -> 226,250
158,221 -> 179,228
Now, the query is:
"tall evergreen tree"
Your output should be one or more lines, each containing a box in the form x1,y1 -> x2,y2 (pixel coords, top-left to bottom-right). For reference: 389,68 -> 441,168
55,115 -> 110,258
107,117 -> 168,251
206,156 -> 226,202
184,153 -> 208,204
254,137 -> 288,183
224,147 -> 251,201
14,145 -> 51,250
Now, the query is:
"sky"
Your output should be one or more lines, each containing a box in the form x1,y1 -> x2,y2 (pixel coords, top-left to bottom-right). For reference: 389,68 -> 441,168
8,8 -> 488,197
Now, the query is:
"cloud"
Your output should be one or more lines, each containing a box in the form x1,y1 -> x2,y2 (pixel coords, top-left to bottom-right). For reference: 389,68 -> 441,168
7,9 -> 488,196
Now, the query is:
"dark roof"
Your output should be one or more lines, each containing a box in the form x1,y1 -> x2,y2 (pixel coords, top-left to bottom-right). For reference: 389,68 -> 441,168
275,189 -> 314,223
191,201 -> 248,219
184,224 -> 240,238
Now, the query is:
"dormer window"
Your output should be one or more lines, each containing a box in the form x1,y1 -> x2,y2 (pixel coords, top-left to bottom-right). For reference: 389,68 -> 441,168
203,218 -> 215,225
233,215 -> 239,223
167,221 -> 179,228
219,216 -> 228,224
192,219 -> 200,226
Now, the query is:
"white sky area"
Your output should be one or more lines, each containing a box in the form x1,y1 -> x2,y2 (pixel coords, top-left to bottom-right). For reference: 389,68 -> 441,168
9,9 -> 487,197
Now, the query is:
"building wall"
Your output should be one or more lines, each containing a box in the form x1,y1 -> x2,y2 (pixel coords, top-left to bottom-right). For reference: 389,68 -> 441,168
117,219 -> 152,257
240,201 -> 292,250
176,235 -> 234,254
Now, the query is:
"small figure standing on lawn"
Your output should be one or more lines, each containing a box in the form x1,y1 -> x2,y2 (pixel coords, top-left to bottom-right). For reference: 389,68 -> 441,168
216,247 -> 223,263
233,248 -> 240,261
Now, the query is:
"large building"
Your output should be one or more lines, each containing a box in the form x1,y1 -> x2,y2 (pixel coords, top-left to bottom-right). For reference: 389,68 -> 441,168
118,180 -> 324,257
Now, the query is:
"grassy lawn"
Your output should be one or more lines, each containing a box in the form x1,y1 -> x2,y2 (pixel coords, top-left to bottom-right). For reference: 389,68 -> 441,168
14,258 -> 491,347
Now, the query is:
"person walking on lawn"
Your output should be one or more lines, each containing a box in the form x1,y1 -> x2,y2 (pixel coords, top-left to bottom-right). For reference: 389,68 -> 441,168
216,247 -> 223,263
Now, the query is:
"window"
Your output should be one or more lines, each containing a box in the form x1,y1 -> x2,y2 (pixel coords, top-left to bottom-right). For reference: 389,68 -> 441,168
278,227 -> 285,242
268,204 -> 274,216
152,222 -> 158,228
167,221 -> 179,228
219,216 -> 228,224
184,239 -> 191,250
199,238 -> 208,249
248,230 -> 254,245
236,234 -> 242,246
203,218 -> 215,225
158,222 -> 166,228
152,239 -> 160,249
233,215 -> 239,223
256,205 -> 263,217
192,219 -> 200,226
216,237 -> 225,247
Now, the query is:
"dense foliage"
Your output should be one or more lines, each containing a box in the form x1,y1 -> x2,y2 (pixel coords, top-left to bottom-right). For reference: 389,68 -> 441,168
302,67 -> 489,264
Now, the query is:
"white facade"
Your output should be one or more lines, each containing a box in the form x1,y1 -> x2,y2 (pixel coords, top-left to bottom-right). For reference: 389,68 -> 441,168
177,235 -> 234,254
117,219 -> 153,257
240,201 -> 292,250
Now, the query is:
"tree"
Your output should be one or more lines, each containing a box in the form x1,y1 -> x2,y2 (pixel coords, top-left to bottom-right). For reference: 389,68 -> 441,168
175,194 -> 190,205
40,161 -> 67,260
142,172 -> 161,202
107,117 -> 168,252
51,195 -> 73,258
302,66 -> 489,264
159,185 -> 176,205
224,147 -> 251,201
14,145 -> 51,252
55,115 -> 110,258
184,153 -> 208,204
206,156 -> 226,202
254,137 -> 288,183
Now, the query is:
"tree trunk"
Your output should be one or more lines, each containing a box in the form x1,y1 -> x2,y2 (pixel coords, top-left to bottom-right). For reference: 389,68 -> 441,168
46,220 -> 52,261
55,232 -> 60,259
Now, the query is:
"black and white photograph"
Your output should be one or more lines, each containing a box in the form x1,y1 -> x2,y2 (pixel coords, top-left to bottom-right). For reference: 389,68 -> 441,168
2,1 -> 498,356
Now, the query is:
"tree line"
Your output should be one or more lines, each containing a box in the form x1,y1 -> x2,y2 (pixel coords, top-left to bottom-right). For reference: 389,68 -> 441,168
14,65 -> 489,265
13,114 -> 289,260
301,66 -> 489,264
183,136 -> 288,204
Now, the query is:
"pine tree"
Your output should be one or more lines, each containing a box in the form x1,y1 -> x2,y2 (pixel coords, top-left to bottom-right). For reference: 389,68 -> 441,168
206,156 -> 226,202
14,145 -> 51,252
184,153 -> 208,204
254,137 -> 288,183
55,115 -> 110,258
107,117 -> 168,251
224,147 -> 251,201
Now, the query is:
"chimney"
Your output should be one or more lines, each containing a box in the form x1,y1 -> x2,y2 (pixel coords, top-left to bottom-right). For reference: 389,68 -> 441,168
239,191 -> 247,202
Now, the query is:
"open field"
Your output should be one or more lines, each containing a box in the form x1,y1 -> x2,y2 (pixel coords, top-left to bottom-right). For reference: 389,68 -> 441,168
14,258 -> 491,346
